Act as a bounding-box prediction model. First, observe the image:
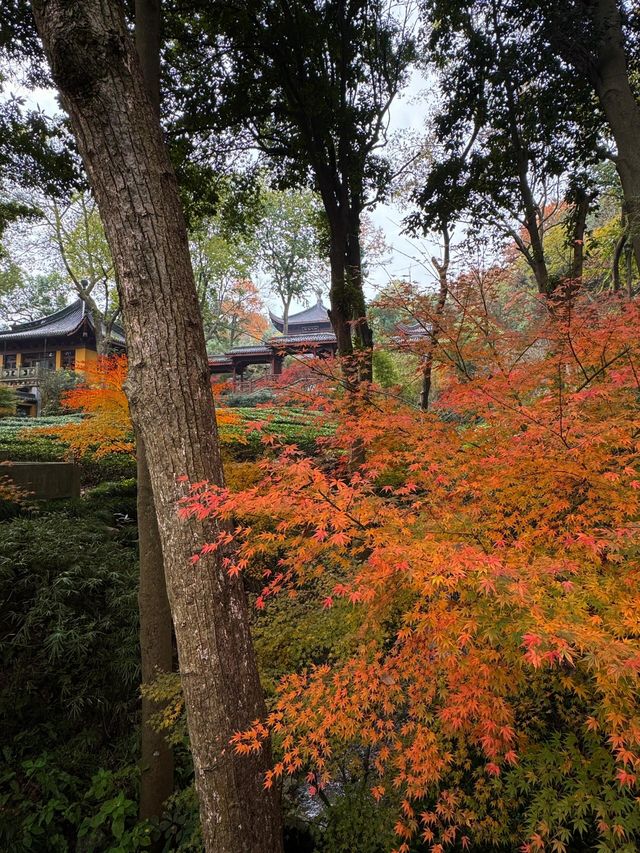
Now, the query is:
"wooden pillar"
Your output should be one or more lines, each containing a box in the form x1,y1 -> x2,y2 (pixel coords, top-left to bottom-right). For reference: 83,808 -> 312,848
271,353 -> 283,376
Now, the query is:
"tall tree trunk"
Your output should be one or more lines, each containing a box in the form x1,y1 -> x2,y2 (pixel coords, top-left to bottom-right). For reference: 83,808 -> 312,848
492,0 -> 550,295
326,215 -> 374,374
421,228 -> 450,410
327,224 -> 356,358
345,212 -> 373,383
282,298 -> 290,336
317,173 -> 373,376
31,3 -> 283,851
134,0 -> 174,823
587,0 -> 640,273
612,230 -> 625,292
137,434 -> 174,823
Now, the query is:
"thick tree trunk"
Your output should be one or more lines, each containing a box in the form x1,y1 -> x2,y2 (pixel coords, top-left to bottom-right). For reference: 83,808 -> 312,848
134,0 -> 175,823
345,213 -> 373,383
137,434 -> 174,823
31,3 -> 283,851
327,224 -> 355,359
326,214 -> 374,384
587,0 -> 640,273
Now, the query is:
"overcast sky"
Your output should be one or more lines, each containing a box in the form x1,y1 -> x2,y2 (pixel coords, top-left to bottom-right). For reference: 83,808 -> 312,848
11,67 -> 440,315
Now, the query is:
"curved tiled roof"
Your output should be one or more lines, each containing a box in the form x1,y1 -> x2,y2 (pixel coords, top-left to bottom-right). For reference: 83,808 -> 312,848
269,298 -> 332,332
0,299 -> 126,346
395,321 -> 432,338
226,345 -> 271,356
271,332 -> 336,346
208,330 -> 337,372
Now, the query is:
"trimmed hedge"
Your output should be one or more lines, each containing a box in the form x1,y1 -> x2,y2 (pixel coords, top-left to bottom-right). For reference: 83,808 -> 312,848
221,407 -> 332,459
0,408 -> 331,480
0,416 -> 135,486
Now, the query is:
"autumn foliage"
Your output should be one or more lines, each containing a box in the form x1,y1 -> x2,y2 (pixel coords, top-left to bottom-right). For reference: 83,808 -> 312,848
38,354 -> 239,456
181,285 -> 640,852
38,355 -> 134,456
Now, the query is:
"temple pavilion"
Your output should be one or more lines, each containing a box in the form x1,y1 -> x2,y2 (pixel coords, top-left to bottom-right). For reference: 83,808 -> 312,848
208,297 -> 337,385
0,300 -> 125,416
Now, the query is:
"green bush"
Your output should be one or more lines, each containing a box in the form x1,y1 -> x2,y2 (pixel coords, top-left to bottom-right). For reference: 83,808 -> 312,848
0,504 -> 141,851
222,388 -> 275,407
0,384 -> 16,417
39,369 -> 85,415
0,482 -> 217,851
314,784 -> 397,853
0,416 -> 136,485
0,759 -> 154,853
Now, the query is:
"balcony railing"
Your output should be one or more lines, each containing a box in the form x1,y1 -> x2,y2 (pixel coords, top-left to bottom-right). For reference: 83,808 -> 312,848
0,365 -> 51,384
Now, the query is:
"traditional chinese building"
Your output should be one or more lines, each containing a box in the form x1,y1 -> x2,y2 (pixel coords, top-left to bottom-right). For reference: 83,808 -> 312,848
268,298 -> 334,335
0,300 -> 125,416
209,298 -> 337,385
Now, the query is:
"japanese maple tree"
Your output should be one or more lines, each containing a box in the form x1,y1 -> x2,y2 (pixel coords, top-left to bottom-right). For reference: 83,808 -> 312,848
183,282 -> 640,852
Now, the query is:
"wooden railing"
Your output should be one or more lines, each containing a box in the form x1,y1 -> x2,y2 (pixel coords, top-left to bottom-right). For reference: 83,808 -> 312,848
0,365 -> 50,384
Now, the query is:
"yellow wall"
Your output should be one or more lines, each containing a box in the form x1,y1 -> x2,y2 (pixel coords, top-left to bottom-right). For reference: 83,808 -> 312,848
74,347 -> 98,371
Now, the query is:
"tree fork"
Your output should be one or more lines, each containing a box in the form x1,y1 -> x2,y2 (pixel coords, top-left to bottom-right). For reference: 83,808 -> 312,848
31,2 -> 283,850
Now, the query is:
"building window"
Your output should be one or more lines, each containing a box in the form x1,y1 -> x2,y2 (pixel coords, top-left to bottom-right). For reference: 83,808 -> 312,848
3,354 -> 16,369
22,352 -> 55,369
61,349 -> 76,369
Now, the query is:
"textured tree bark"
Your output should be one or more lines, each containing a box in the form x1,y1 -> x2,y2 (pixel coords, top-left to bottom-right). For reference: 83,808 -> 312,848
584,0 -> 640,273
133,0 -> 175,824
345,211 -> 374,383
31,2 -> 283,851
317,170 -> 373,373
327,226 -> 356,359
137,434 -> 174,824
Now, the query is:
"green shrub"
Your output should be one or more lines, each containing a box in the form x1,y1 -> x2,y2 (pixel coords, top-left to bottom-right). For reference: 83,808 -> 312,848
314,784 -> 397,853
0,385 -> 16,417
0,505 -> 141,851
39,369 -> 84,415
0,758 -> 154,853
0,416 -> 136,485
0,511 -> 139,736
222,388 -> 275,407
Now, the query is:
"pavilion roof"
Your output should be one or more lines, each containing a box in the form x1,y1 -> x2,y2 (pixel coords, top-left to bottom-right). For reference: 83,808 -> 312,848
0,299 -> 126,347
268,298 -> 331,330
395,321 -> 432,338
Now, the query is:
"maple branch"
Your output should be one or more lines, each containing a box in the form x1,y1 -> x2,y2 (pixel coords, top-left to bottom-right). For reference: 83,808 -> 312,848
574,348 -> 630,393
